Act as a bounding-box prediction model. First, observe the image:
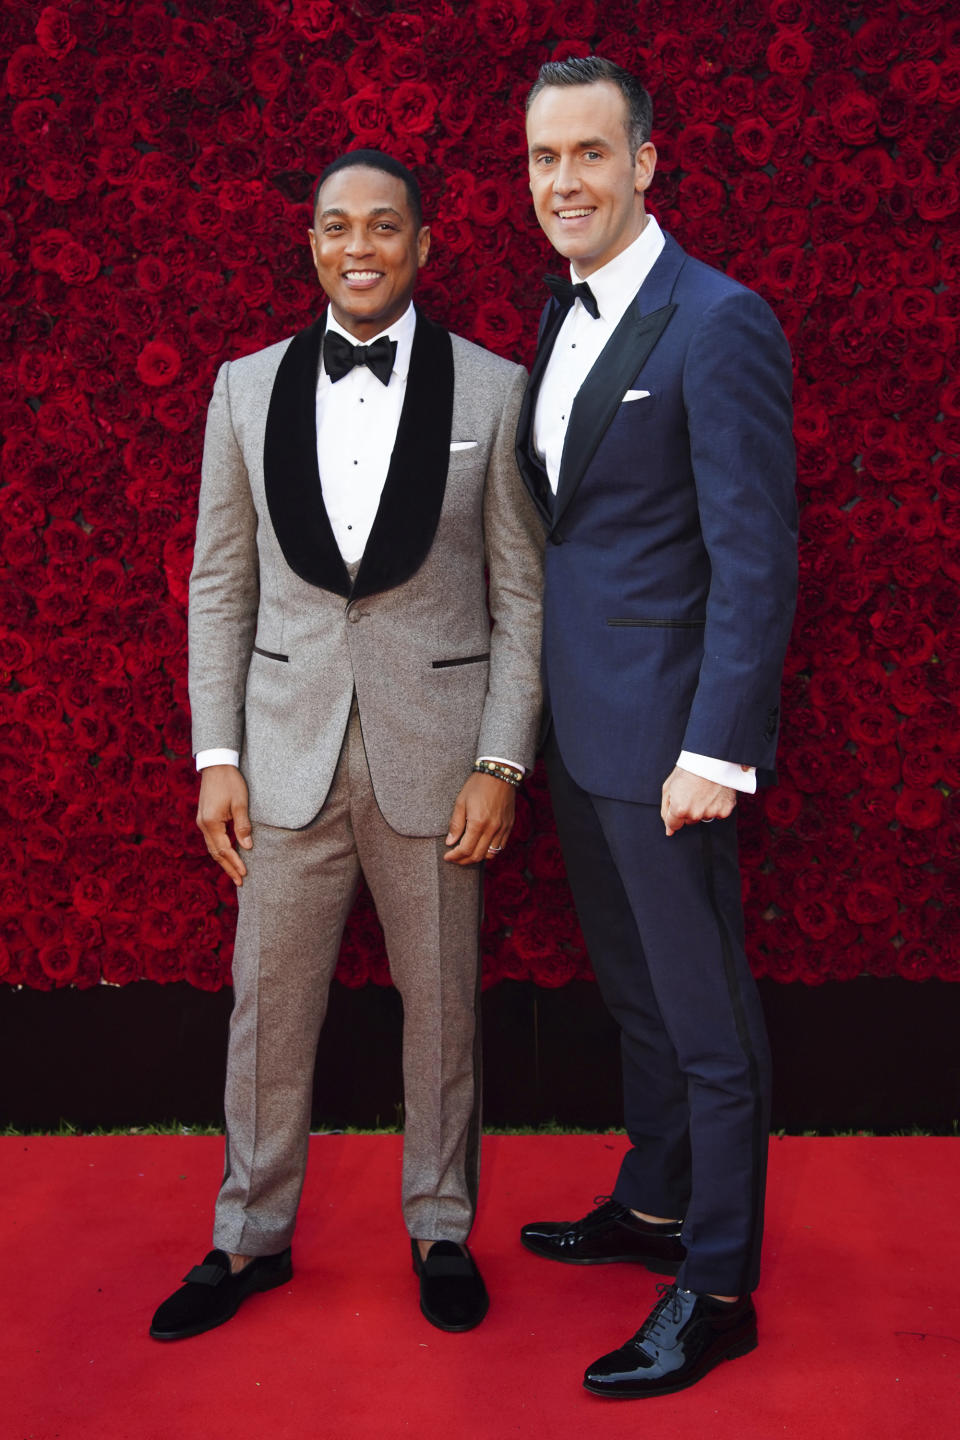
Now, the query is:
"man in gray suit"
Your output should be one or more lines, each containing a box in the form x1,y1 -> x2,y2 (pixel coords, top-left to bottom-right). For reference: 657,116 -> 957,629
150,151 -> 543,1340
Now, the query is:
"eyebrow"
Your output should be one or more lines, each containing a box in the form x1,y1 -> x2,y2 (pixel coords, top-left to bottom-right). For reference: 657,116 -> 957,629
529,138 -> 610,155
319,204 -> 405,220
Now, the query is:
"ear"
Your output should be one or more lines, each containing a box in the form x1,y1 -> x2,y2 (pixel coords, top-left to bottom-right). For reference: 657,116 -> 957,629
417,224 -> 431,269
307,228 -> 319,273
634,141 -> 657,197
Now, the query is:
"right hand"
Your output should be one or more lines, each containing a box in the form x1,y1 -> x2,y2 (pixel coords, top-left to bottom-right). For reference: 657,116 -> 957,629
197,765 -> 252,886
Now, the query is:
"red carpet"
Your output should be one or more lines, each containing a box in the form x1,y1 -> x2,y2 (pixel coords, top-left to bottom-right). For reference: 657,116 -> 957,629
5,1135 -> 958,1439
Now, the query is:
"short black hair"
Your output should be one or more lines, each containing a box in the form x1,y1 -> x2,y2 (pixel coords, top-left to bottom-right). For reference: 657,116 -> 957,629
313,149 -> 423,229
526,56 -> 653,156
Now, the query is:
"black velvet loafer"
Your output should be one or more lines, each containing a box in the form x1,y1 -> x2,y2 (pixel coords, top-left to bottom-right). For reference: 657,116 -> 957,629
521,1197 -> 685,1274
412,1240 -> 489,1332
583,1283 -> 758,1399
149,1247 -> 293,1341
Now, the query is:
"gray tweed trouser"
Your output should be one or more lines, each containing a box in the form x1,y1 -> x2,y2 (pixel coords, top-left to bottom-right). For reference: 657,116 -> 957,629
212,703 -> 483,1256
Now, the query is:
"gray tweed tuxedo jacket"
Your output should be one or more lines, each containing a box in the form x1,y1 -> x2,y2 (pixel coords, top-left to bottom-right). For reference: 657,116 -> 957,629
188,308 -> 544,835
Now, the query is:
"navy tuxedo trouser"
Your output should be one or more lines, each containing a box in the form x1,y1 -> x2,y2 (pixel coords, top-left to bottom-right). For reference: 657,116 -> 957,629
545,732 -> 771,1297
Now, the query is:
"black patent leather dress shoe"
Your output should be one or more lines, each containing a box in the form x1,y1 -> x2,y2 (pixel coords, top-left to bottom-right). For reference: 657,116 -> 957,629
412,1240 -> 489,1332
149,1247 -> 293,1341
583,1283 -> 758,1398
521,1197 -> 685,1274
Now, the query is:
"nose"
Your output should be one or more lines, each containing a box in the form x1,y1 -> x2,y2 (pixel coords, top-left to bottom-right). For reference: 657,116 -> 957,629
345,226 -> 374,257
552,156 -> 580,196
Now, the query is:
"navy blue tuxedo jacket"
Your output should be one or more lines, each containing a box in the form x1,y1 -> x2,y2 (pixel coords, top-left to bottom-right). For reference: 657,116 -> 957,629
516,231 -> 798,804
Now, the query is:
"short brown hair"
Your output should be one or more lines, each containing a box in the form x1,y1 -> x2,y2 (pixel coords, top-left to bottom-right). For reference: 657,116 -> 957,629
526,56 -> 653,156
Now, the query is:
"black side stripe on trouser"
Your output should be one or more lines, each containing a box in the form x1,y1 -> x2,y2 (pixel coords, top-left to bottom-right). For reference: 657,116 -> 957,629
606,618 -> 706,627
700,825 -> 765,1295
431,652 -> 490,668
252,645 -> 289,662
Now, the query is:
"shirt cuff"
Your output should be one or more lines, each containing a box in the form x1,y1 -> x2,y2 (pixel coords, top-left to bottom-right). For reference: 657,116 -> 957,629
196,748 -> 240,772
477,755 -> 525,776
677,751 -> 757,794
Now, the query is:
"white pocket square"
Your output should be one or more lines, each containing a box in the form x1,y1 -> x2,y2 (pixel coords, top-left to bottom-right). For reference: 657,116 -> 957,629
450,441 -> 478,450
622,390 -> 651,402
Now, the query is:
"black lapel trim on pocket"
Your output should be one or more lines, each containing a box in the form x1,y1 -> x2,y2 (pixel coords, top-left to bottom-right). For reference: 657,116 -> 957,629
606,618 -> 706,628
263,311 -> 352,597
252,644 -> 289,661
351,314 -> 454,602
431,652 -> 491,669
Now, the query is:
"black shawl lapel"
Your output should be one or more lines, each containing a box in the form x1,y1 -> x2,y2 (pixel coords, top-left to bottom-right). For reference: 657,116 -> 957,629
351,312 -> 453,602
551,233 -> 686,532
263,309 -> 351,596
515,300 -> 567,525
262,309 -> 454,601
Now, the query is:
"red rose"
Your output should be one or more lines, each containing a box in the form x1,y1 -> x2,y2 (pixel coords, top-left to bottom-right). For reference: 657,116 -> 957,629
854,14 -> 902,71
101,947 -> 142,985
895,942 -> 938,982
473,299 -> 524,355
895,787 -> 944,831
341,86 -> 390,145
53,242 -> 100,286
290,0 -> 340,41
766,31 -> 814,79
890,59 -> 941,105
387,81 -> 437,136
35,6 -> 76,59
678,172 -> 726,219
731,116 -> 775,167
136,340 -> 182,387
793,897 -> 837,941
915,180 -> 960,222
829,90 -> 879,145
37,943 -> 81,986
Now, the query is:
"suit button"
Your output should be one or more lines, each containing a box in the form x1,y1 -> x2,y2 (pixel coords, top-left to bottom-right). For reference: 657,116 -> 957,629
348,610 -> 367,624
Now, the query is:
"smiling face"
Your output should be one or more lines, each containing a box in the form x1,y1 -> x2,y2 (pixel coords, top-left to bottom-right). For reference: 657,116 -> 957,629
526,81 -> 656,278
308,166 -> 430,340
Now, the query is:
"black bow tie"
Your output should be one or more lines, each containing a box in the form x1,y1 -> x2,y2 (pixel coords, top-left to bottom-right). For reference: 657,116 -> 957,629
323,330 -> 397,386
544,274 -> 600,319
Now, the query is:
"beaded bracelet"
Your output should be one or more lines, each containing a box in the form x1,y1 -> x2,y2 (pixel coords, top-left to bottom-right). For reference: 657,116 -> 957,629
473,759 -> 522,788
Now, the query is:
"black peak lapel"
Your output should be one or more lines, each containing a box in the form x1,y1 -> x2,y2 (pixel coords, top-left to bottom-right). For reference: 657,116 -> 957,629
552,234 -> 687,531
515,299 -> 567,525
263,309 -> 352,597
351,312 -> 453,602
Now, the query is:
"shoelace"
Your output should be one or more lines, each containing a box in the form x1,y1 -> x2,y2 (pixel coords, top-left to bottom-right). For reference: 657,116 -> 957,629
567,1195 -> 624,1237
634,1282 -> 685,1347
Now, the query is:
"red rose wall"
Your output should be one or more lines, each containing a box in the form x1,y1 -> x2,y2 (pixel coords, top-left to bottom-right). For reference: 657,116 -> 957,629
2,0 -> 959,994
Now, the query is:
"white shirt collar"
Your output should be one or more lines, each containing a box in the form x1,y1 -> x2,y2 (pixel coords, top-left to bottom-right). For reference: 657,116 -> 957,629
571,214 -> 665,319
324,301 -> 416,382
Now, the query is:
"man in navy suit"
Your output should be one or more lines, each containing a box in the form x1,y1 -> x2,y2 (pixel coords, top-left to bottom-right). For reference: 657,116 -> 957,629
515,58 -> 798,1399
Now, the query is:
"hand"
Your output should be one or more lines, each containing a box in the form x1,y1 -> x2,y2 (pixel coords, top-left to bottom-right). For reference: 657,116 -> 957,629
443,772 -> 516,866
660,765 -> 736,837
197,765 -> 252,886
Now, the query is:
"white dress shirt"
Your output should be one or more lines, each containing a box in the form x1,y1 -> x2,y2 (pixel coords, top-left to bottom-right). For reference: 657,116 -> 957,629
534,216 -> 755,796
197,304 -> 522,777
317,304 -> 415,563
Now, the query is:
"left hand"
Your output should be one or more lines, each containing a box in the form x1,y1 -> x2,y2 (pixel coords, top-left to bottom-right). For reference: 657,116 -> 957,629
661,766 -> 737,837
444,772 -> 516,865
